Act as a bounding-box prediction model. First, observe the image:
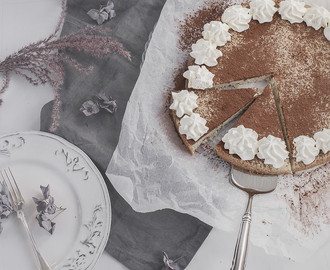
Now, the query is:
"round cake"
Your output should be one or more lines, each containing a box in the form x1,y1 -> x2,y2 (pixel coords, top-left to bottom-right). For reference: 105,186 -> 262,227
170,0 -> 330,174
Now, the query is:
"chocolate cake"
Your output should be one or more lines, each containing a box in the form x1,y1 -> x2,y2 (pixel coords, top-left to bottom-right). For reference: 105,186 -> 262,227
171,0 -> 330,174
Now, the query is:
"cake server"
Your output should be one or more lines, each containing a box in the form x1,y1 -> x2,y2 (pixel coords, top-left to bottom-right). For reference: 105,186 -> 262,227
230,166 -> 278,270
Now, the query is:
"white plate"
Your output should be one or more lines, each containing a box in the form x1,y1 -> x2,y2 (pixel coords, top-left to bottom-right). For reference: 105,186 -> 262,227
0,131 -> 111,270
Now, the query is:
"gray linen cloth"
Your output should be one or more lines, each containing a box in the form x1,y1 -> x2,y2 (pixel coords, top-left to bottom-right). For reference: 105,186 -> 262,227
40,0 -> 212,269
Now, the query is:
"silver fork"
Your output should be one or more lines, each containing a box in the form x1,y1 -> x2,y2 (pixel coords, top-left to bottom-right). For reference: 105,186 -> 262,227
0,168 -> 52,270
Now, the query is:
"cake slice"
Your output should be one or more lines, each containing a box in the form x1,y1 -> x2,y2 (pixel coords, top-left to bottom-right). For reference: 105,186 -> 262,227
215,85 -> 291,174
171,88 -> 259,154
273,73 -> 330,173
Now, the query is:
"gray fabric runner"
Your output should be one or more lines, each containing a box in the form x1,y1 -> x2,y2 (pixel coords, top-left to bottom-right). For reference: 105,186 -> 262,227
40,0 -> 212,269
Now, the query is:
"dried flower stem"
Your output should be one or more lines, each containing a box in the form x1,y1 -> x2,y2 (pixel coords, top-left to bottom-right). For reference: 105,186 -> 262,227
0,0 -> 130,131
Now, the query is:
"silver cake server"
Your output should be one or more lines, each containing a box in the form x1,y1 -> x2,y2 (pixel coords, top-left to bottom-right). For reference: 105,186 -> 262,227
230,166 -> 278,270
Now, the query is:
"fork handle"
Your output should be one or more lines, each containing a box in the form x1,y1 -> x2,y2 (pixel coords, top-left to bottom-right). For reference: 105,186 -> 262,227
17,210 -> 52,270
230,195 -> 253,270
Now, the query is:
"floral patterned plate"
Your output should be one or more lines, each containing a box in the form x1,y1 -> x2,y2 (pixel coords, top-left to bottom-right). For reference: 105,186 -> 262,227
0,131 -> 111,270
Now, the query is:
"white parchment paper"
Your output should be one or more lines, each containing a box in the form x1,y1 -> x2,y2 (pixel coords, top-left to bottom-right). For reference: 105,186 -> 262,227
106,0 -> 330,262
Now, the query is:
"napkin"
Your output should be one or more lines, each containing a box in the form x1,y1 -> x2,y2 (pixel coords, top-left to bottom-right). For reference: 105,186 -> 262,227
40,0 -> 211,269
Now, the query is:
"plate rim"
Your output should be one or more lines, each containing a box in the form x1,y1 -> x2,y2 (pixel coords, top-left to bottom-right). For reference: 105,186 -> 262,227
0,130 -> 111,270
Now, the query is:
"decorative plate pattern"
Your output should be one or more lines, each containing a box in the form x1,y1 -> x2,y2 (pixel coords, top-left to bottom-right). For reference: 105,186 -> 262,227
0,131 -> 111,270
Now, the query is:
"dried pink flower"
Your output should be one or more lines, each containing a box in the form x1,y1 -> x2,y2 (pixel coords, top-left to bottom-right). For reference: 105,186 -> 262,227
95,92 -> 118,114
80,100 -> 100,116
0,0 -> 131,131
33,184 -> 66,235
87,1 -> 116,25
80,92 -> 118,116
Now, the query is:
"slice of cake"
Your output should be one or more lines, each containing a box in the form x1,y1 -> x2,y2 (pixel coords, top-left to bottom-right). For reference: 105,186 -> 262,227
171,88 -> 259,154
272,72 -> 330,173
215,85 -> 291,174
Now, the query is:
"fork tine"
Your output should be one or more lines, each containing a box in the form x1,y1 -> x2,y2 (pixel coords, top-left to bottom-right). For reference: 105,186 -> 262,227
1,170 -> 15,212
8,168 -> 25,203
1,169 -> 19,207
0,171 -> 5,197
0,170 -> 10,193
0,170 -> 3,186
1,170 -> 15,206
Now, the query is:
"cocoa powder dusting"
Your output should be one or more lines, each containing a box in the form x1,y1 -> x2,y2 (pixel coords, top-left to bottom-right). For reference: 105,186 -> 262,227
162,0 -> 232,148
166,0 -> 233,97
176,0 -> 230,52
279,162 -> 330,235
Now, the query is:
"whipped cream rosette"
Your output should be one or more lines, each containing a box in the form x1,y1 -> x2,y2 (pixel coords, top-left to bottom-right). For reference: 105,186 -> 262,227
249,0 -> 278,24
202,21 -> 231,47
179,113 -> 209,141
183,65 -> 214,90
190,39 -> 223,67
294,135 -> 319,165
221,5 -> 252,32
303,5 -> 330,30
222,125 -> 258,160
278,0 -> 307,24
314,129 -> 330,154
170,90 -> 198,118
257,135 -> 289,168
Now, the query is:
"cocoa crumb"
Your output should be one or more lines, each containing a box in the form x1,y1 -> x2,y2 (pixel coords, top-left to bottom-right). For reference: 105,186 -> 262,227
278,162 -> 330,236
176,0 -> 230,52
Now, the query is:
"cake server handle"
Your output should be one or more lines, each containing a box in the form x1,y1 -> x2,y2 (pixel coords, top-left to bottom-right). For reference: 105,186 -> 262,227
230,194 -> 253,270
